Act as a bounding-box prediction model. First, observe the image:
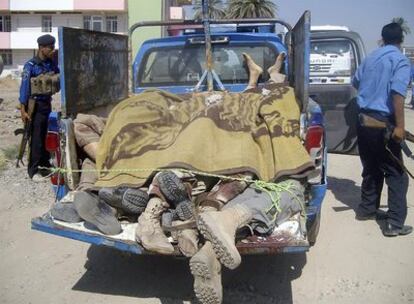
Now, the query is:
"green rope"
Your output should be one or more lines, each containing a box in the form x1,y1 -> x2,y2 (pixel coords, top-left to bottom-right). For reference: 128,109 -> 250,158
40,166 -> 306,219
252,180 -> 306,221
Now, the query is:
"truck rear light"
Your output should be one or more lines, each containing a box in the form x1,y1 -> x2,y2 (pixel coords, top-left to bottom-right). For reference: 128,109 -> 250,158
46,132 -> 59,152
305,125 -> 324,152
45,131 -> 64,185
50,173 -> 65,185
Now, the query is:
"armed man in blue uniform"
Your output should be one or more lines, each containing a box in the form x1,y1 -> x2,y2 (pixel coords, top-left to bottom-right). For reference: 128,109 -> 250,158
352,23 -> 412,237
19,34 -> 60,182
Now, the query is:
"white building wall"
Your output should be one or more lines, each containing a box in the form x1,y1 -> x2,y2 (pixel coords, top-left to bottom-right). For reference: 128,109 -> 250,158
12,49 -> 34,68
117,14 -> 127,33
53,14 -> 83,28
3,6 -> 128,77
10,0 -> 74,11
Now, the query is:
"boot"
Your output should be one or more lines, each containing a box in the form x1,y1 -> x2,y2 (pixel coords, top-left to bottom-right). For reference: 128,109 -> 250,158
135,197 -> 174,254
190,241 -> 222,304
204,180 -> 248,206
176,226 -> 199,257
197,205 -> 252,269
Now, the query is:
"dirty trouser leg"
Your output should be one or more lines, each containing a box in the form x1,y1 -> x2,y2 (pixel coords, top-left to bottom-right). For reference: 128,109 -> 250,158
223,180 -> 305,234
28,101 -> 51,178
77,158 -> 98,191
73,114 -> 106,161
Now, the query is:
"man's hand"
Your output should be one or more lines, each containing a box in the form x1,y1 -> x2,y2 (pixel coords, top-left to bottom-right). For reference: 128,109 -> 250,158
392,126 -> 405,142
20,107 -> 30,123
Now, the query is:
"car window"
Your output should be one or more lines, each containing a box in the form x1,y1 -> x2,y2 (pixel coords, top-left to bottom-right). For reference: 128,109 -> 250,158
138,43 -> 278,87
310,39 -> 356,84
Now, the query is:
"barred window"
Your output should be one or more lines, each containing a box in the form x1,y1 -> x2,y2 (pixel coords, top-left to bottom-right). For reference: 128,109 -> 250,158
106,16 -> 118,33
0,15 -> 11,32
0,49 -> 12,65
42,16 -> 52,32
84,15 -> 103,32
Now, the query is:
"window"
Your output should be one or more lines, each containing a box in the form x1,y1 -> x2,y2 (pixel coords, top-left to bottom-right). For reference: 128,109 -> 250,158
0,15 -> 11,32
41,15 -> 52,32
138,43 -> 277,87
106,16 -> 118,33
84,15 -> 103,32
310,39 -> 357,84
0,49 -> 12,65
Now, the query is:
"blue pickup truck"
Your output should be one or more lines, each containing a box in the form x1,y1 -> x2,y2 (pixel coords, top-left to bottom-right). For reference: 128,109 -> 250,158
32,11 -> 327,255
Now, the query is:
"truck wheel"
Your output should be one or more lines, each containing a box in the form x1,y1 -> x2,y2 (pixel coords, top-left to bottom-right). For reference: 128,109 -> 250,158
307,210 -> 321,245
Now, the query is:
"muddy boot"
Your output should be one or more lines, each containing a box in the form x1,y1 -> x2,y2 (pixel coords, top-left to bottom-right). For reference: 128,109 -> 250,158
190,241 -> 222,304
73,191 -> 122,235
99,187 -> 149,214
204,180 -> 248,206
197,205 -> 252,269
135,197 -> 174,254
176,226 -> 199,257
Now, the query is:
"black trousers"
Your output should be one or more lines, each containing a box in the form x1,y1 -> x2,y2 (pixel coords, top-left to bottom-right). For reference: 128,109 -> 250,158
28,101 -> 51,178
357,122 -> 408,228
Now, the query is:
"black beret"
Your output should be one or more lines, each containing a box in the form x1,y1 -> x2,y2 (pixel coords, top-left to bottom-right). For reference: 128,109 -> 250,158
37,34 -> 56,46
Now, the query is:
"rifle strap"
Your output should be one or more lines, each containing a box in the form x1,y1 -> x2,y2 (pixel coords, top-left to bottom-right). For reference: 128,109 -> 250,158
385,145 -> 414,179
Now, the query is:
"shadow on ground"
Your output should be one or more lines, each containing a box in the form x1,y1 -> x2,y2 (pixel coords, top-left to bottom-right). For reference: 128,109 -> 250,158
328,176 -> 361,213
328,176 -> 387,213
72,245 -> 307,303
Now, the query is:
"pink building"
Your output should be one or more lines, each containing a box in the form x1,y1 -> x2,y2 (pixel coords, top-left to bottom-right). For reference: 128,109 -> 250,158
0,0 -> 127,76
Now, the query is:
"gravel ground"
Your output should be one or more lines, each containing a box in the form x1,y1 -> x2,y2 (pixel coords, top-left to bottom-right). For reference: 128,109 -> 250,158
0,77 -> 413,304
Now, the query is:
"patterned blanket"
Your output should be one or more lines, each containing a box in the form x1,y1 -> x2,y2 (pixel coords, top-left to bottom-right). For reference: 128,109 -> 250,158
95,85 -> 314,187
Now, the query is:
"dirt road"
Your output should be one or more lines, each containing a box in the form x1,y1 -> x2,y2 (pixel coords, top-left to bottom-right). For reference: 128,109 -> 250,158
0,79 -> 413,304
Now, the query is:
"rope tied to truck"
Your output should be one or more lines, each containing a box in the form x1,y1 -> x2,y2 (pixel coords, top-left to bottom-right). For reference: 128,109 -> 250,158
40,165 -> 306,220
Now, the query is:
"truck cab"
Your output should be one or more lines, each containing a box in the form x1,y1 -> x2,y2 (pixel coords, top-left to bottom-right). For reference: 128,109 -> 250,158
32,11 -> 327,255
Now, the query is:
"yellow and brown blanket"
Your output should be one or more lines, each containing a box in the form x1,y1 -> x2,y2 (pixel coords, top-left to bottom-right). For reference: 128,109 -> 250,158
95,85 -> 314,187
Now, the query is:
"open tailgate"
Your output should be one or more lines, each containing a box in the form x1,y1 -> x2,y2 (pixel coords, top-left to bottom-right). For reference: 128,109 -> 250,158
32,214 -> 309,255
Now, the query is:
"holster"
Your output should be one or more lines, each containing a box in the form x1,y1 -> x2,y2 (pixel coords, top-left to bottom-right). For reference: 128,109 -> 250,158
31,72 -> 60,95
197,180 -> 248,210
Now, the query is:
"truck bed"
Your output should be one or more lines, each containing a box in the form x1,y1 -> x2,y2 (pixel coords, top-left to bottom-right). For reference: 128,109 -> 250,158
31,214 -> 309,255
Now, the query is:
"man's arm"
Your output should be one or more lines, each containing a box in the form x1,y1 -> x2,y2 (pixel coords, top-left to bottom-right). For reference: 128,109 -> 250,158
19,63 -> 32,123
390,58 -> 411,142
392,92 -> 405,142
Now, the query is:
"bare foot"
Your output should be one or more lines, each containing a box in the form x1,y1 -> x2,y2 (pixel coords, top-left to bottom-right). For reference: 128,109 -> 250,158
267,52 -> 287,83
242,53 -> 263,88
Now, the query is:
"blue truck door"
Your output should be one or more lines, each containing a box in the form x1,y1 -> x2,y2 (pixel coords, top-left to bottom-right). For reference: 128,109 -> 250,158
290,11 -> 311,112
58,27 -> 129,117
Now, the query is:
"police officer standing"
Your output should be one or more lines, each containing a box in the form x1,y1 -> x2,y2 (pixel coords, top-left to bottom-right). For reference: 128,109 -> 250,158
352,23 -> 412,236
19,34 -> 59,182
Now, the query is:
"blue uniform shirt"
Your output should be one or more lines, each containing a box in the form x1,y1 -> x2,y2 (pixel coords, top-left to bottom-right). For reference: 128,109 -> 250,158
352,45 -> 411,116
19,56 -> 59,105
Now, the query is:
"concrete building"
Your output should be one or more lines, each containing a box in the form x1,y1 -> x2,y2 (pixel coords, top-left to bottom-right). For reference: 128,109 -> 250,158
403,46 -> 414,65
0,0 -> 199,77
0,0 -> 128,77
128,0 -> 193,59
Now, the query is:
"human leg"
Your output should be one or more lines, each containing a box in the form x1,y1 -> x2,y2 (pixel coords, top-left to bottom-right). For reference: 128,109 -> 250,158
242,53 -> 263,90
267,52 -> 287,83
28,102 -> 51,178
356,124 -> 385,216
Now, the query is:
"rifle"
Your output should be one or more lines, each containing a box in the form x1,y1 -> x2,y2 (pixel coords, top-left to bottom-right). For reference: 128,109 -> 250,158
359,113 -> 414,179
15,98 -> 35,167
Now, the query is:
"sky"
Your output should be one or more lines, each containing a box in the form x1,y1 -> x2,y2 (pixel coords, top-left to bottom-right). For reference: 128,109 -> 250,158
275,0 -> 414,53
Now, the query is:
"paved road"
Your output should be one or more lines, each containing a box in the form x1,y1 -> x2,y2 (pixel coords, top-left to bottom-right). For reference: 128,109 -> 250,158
0,90 -> 413,303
